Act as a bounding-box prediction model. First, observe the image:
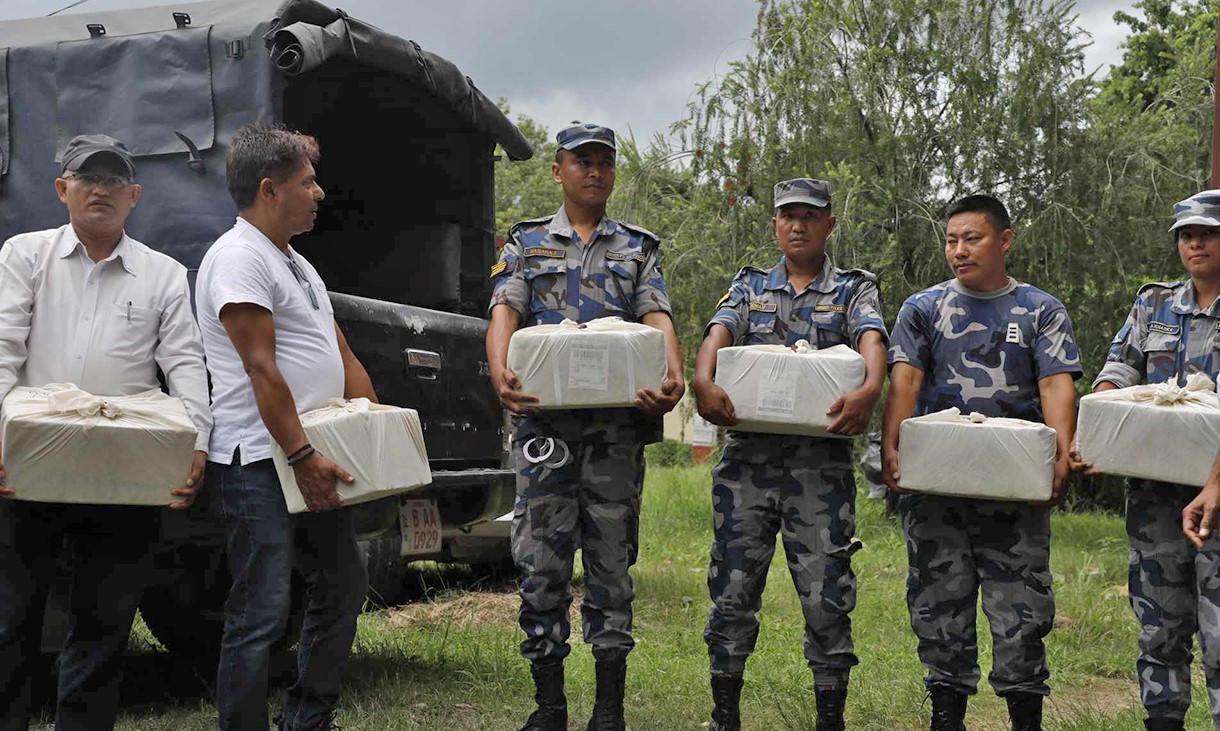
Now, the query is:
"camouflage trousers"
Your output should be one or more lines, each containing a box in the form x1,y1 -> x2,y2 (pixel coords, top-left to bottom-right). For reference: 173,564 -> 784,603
704,436 -> 860,686
899,495 -> 1054,696
511,434 -> 645,663
1127,481 -> 1220,726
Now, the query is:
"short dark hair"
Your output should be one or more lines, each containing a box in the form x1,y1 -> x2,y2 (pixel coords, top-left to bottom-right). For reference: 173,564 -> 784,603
945,194 -> 1011,233
226,123 -> 320,210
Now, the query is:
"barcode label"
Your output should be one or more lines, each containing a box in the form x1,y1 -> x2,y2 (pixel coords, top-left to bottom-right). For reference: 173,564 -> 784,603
756,374 -> 796,418
568,345 -> 610,390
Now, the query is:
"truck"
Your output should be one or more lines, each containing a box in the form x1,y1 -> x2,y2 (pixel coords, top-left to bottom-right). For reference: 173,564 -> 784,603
0,0 -> 527,663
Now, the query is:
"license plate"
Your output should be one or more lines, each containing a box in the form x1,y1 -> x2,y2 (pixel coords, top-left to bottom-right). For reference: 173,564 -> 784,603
401,498 -> 442,556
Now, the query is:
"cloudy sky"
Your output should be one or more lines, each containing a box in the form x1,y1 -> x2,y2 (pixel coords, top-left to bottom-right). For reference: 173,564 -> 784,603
3,0 -> 1140,146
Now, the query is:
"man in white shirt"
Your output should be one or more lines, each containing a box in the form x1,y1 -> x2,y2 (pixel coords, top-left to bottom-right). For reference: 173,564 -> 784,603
195,123 -> 376,731
0,134 -> 211,731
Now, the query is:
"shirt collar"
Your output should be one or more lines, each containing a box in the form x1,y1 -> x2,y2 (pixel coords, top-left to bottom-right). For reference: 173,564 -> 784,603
56,224 -> 138,276
546,205 -> 618,241
765,255 -> 836,294
235,216 -> 295,259
1173,281 -> 1220,316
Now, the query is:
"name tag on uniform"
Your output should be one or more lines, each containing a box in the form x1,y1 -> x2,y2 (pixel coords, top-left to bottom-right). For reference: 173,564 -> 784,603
523,247 -> 565,259
605,250 -> 648,262
1149,321 -> 1181,336
1006,322 -> 1020,344
749,302 -> 778,313
814,304 -> 847,314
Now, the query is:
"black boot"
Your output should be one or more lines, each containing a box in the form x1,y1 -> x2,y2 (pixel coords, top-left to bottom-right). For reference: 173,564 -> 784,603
813,685 -> 847,731
708,673 -> 743,731
928,686 -> 967,731
519,659 -> 567,731
1005,692 -> 1042,731
1144,718 -> 1185,731
585,659 -> 627,731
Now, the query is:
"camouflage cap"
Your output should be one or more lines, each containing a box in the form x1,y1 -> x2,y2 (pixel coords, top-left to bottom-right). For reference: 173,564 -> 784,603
1170,189 -> 1220,232
774,177 -> 831,209
556,122 -> 616,152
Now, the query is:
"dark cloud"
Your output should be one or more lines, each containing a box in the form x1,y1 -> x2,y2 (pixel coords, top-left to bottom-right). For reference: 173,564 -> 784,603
3,0 -> 1137,142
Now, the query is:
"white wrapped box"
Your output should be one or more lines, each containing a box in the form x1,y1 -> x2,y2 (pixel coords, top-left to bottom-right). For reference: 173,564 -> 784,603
1,384 -> 196,505
274,398 -> 432,514
1077,373 -> 1220,486
898,408 -> 1055,501
716,341 -> 865,438
507,318 -> 666,409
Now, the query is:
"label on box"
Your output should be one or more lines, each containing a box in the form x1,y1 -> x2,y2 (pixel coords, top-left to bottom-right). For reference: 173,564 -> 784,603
756,374 -> 796,418
568,345 -> 610,390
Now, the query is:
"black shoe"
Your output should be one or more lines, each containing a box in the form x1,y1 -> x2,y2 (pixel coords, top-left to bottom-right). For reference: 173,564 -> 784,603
814,685 -> 847,731
585,659 -> 627,731
928,686 -> 967,731
1005,692 -> 1042,731
519,659 -> 568,731
1144,718 -> 1186,731
708,673 -> 743,731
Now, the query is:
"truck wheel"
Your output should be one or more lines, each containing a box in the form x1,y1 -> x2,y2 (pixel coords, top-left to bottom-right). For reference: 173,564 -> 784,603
140,556 -> 227,676
360,527 -> 404,607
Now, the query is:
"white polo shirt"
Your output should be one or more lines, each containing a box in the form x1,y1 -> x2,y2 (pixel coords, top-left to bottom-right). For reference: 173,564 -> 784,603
195,217 -> 343,466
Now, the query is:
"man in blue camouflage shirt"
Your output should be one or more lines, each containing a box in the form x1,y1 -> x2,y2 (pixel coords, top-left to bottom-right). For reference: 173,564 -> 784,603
691,178 -> 888,731
882,195 -> 1081,731
1078,189 -> 1220,731
484,122 -> 684,731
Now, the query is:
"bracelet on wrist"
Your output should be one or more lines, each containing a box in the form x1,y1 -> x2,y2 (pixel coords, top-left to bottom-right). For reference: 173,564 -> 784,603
286,443 -> 312,461
287,446 -> 317,467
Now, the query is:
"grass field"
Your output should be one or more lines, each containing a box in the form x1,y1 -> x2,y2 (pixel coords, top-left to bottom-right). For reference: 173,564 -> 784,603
33,466 -> 1218,730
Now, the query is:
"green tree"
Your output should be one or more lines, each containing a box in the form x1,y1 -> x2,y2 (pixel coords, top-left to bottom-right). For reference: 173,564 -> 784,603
494,103 -> 561,238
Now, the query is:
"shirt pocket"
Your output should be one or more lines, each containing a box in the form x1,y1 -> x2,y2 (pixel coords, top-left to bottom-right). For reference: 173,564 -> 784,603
747,311 -> 779,338
104,302 -> 158,359
811,311 -> 849,348
603,259 -> 639,316
523,259 -> 568,314
1144,329 -> 1182,382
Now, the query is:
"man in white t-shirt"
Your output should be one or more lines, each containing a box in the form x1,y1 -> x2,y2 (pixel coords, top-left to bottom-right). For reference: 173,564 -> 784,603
195,123 -> 376,731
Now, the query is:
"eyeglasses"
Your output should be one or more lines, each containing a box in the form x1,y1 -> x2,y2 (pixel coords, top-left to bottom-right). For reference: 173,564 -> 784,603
62,172 -> 134,189
285,256 -> 320,310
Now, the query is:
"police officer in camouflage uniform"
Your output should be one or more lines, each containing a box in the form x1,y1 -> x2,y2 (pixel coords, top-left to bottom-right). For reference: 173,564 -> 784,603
485,122 -> 685,731
691,178 -> 889,731
1076,189 -> 1220,731
881,195 -> 1081,731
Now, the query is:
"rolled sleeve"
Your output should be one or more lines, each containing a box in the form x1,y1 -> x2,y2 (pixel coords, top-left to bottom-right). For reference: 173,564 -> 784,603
848,278 -> 889,347
631,244 -> 672,318
1095,302 -> 1145,389
1033,305 -> 1083,381
155,266 -> 212,452
488,234 -> 529,317
0,238 -> 35,403
887,300 -> 929,371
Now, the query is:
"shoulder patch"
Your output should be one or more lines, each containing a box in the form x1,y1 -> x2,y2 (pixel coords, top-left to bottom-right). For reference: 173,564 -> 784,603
489,260 -> 507,278
815,303 -> 848,314
605,250 -> 648,263
617,220 -> 660,242
748,301 -> 778,313
1148,321 -> 1182,336
523,247 -> 565,259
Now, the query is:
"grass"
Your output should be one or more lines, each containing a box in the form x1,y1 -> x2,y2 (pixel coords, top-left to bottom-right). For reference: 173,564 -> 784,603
31,466 -> 1219,729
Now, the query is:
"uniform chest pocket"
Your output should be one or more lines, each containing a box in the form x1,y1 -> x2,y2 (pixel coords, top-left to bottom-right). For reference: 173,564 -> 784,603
747,311 -> 779,337
104,302 -> 158,359
811,310 -> 849,348
523,260 -> 568,313
603,260 -> 639,316
1144,329 -> 1183,381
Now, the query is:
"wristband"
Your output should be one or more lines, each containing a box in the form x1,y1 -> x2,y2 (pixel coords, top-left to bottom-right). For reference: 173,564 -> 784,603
287,446 -> 317,467
286,443 -> 312,461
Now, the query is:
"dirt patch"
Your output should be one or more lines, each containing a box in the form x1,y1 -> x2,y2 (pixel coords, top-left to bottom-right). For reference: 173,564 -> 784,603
385,589 -> 585,631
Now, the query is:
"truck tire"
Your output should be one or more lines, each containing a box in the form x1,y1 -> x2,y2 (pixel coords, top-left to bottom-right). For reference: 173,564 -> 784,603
139,550 -> 228,676
360,527 -> 404,607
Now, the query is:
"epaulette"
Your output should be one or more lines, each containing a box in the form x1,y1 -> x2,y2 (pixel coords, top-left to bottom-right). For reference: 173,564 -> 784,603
735,265 -> 768,280
1136,280 -> 1183,295
838,267 -> 879,285
508,215 -> 554,236
617,220 -> 660,243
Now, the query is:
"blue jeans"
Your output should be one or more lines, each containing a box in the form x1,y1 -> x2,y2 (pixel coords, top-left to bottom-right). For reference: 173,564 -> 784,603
205,452 -> 367,731
0,500 -> 158,731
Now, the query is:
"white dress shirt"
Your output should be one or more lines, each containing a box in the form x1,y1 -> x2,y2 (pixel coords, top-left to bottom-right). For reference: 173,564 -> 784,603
0,224 -> 212,451
195,217 -> 343,466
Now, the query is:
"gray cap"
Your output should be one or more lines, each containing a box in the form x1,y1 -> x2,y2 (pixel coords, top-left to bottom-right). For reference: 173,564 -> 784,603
61,134 -> 135,178
1170,189 -> 1220,232
774,177 -> 831,209
556,122 -> 616,152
